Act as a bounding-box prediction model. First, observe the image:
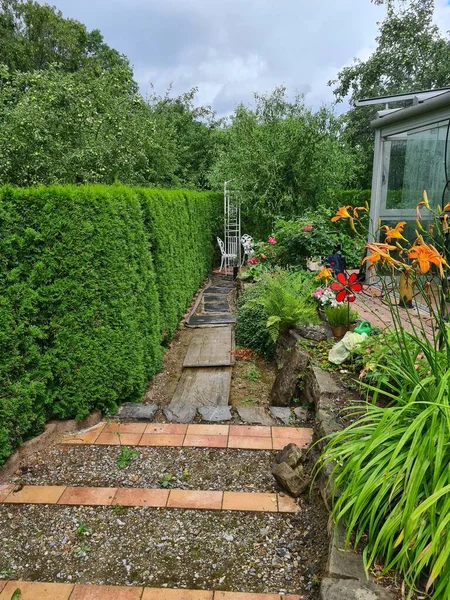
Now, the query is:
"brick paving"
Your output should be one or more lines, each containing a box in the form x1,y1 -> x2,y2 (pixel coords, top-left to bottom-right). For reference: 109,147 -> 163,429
0,581 -> 302,600
61,423 -> 313,450
1,486 -> 299,513
354,287 -> 434,337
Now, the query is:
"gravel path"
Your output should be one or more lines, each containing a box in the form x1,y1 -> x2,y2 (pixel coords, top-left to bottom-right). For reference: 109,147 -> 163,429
0,501 -> 327,598
11,446 -> 278,492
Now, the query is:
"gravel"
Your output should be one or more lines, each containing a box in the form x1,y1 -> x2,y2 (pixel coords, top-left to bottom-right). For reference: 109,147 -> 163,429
0,499 -> 327,597
11,446 -> 278,492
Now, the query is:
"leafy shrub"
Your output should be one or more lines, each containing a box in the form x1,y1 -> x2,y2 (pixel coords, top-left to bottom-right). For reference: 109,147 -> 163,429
274,204 -> 367,269
236,270 -> 317,356
0,185 -> 221,464
235,283 -> 274,360
324,304 -> 358,327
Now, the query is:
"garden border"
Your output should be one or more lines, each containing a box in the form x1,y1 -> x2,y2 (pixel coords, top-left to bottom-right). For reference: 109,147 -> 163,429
296,335 -> 395,600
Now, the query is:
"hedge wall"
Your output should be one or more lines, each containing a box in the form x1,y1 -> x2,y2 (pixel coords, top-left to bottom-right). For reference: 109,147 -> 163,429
0,185 -> 221,464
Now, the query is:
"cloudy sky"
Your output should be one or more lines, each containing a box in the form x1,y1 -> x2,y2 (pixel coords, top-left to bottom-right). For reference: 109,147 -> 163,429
40,0 -> 450,113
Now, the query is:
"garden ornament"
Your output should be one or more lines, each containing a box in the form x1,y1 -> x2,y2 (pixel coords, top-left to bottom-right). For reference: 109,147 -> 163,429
328,330 -> 368,365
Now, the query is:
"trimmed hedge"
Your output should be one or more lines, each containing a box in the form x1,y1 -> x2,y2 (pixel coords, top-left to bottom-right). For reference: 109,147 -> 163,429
0,185 -> 221,464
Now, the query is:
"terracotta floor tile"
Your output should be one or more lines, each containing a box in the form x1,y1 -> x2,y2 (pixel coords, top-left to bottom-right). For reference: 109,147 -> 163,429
214,593 -> 280,600
0,581 -> 73,600
167,490 -> 223,510
113,488 -> 169,507
227,436 -> 273,450
5,485 -> 65,504
70,584 -> 143,599
277,495 -> 299,513
103,422 -> 147,434
58,486 -> 116,506
139,434 -> 185,447
97,428 -> 144,445
283,596 -> 302,599
271,427 -> 312,438
222,492 -> 278,512
183,435 -> 227,448
186,424 -> 229,436
0,484 -> 13,502
0,582 -> 6,593
272,436 -> 311,450
144,423 -> 188,435
142,588 -> 213,600
229,425 -> 271,437
95,432 -> 121,445
62,423 -> 105,445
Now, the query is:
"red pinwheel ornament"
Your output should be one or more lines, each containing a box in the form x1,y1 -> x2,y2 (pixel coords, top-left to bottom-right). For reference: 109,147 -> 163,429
330,272 -> 362,303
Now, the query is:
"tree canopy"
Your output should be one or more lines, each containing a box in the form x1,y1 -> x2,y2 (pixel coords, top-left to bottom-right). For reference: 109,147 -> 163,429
331,0 -> 450,187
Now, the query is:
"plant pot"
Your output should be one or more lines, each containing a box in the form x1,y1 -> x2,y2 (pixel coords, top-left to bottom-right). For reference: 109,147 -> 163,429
331,325 -> 348,339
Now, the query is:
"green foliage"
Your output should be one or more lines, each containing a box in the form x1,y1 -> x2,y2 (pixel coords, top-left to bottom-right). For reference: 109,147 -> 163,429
236,270 -> 317,354
160,473 -> 175,488
75,520 -> 90,538
210,87 -> 357,237
331,1 -> 450,187
0,185 -> 221,465
10,589 -> 21,600
274,201 -> 368,270
235,284 -> 274,360
324,304 -> 358,327
116,446 -> 138,469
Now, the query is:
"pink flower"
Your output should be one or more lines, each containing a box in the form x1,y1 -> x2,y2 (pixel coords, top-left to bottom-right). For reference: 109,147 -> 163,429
248,257 -> 259,265
302,225 -> 313,232
268,237 -> 276,245
260,254 -> 267,260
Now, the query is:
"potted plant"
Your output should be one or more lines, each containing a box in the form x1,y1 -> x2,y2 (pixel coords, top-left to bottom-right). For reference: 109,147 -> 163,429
324,304 -> 358,338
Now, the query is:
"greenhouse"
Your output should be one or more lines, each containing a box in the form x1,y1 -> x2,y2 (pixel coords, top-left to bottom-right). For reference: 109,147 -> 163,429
363,88 -> 450,243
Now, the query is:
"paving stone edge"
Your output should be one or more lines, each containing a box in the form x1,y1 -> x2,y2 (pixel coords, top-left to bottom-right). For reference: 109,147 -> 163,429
301,359 -> 395,600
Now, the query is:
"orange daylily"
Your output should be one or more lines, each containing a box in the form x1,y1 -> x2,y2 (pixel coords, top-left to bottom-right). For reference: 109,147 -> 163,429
382,221 -> 407,243
316,267 -> 333,282
331,206 -> 351,221
408,241 -> 447,277
362,242 -> 402,272
353,205 -> 369,218
331,206 -> 356,231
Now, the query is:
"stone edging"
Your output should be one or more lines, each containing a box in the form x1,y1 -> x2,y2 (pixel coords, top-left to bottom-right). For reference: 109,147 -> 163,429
0,411 -> 102,482
302,359 -> 395,600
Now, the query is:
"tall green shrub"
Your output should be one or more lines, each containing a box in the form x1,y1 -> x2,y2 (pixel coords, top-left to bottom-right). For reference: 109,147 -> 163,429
0,185 -> 221,464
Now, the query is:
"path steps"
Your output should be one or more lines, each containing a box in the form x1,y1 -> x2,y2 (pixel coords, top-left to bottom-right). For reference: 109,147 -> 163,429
60,423 -> 313,450
186,275 -> 236,327
0,581 -> 301,599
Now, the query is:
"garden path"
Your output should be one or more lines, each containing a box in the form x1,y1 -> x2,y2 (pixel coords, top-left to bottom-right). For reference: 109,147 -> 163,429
0,274 -> 320,599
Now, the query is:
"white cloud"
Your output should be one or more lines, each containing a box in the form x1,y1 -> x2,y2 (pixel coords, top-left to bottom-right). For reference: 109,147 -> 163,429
40,0 -> 450,114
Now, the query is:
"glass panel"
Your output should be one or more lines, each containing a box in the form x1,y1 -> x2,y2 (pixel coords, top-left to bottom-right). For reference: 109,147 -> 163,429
384,122 -> 450,210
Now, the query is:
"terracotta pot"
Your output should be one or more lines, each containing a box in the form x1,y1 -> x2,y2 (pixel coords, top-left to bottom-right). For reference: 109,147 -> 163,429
331,325 -> 348,339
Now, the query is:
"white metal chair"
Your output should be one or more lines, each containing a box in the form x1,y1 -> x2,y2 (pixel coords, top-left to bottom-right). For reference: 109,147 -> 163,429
241,234 -> 254,265
217,236 -> 237,272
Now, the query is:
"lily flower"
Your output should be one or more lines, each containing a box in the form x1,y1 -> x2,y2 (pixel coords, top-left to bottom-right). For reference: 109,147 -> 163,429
362,242 -> 402,272
331,206 -> 352,222
408,242 -> 447,277
382,221 -> 407,243
316,267 -> 333,282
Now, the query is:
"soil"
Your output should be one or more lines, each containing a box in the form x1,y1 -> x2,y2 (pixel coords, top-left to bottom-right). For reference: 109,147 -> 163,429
229,357 -> 276,408
0,497 -> 327,597
10,446 -> 278,493
142,325 -> 194,407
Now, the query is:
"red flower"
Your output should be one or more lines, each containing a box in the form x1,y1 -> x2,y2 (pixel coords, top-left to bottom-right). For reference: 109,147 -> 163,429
260,254 -> 267,260
248,257 -> 259,265
330,272 -> 362,303
302,225 -> 313,232
268,237 -> 276,245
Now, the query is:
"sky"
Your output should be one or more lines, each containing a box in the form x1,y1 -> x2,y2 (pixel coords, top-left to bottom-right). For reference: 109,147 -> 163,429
39,0 -> 450,114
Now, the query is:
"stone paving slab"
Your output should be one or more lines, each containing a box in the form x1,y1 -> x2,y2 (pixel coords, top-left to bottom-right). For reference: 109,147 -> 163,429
188,314 -> 236,326
0,582 -> 302,600
61,423 -> 313,450
116,403 -> 158,422
0,486 -> 298,513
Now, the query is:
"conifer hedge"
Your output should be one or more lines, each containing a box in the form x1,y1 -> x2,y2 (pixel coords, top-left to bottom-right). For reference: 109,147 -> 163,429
0,185 -> 221,464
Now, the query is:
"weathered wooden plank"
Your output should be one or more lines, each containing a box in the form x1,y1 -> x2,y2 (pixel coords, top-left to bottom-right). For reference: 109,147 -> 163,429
170,367 -> 232,407
183,327 -> 233,367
